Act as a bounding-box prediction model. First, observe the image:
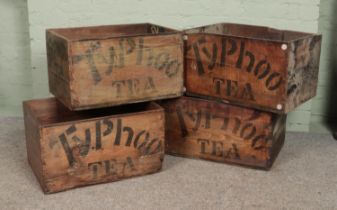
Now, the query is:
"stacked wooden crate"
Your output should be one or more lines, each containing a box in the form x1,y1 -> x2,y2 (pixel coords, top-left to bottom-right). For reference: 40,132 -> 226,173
161,23 -> 321,169
23,23 -> 184,193
23,22 -> 321,193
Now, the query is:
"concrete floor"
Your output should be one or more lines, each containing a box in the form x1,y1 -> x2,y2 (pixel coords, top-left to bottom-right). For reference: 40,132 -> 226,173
0,116 -> 337,210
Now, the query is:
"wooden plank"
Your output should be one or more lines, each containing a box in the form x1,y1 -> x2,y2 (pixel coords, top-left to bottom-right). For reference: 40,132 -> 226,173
160,96 -> 286,169
46,23 -> 184,110
184,23 -> 321,113
23,98 -> 165,193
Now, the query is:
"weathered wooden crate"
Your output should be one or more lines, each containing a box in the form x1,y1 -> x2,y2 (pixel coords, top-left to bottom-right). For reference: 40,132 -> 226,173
161,96 -> 286,169
184,23 -> 322,113
46,23 -> 183,110
23,98 -> 164,193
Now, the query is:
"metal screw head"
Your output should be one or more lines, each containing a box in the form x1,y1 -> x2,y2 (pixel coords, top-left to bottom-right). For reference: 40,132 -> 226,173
281,44 -> 288,50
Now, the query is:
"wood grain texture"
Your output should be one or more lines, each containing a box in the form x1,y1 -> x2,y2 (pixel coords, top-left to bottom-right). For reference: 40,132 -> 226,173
184,23 -> 321,113
160,96 -> 286,169
23,98 -> 165,193
46,23 -> 184,110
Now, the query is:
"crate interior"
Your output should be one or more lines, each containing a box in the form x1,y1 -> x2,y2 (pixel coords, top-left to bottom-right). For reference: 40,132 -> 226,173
185,23 -> 312,41
49,23 -> 177,41
25,98 -> 161,126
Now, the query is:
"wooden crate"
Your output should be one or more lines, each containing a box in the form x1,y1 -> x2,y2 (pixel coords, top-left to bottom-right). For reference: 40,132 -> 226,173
160,96 -> 286,169
23,98 -> 165,193
46,23 -> 183,110
184,23 -> 322,113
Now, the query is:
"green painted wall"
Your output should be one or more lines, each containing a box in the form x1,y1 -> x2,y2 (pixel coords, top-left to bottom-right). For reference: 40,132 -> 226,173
310,0 -> 337,133
0,0 -> 32,116
0,0 -> 335,133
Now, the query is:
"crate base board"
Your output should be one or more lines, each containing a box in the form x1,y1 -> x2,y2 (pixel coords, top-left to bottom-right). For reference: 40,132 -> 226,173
161,96 -> 286,170
29,156 -> 164,194
23,98 -> 165,193
165,136 -> 284,171
62,92 -> 183,111
185,92 -> 284,114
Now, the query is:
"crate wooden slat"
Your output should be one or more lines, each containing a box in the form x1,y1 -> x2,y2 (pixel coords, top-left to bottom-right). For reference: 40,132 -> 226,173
161,96 -> 286,169
184,23 -> 322,113
23,98 -> 165,193
47,23 -> 184,110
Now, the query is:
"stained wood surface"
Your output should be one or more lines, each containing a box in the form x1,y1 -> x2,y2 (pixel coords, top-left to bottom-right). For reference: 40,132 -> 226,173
23,98 -> 165,193
161,96 -> 286,169
47,23 -> 184,110
184,23 -> 321,113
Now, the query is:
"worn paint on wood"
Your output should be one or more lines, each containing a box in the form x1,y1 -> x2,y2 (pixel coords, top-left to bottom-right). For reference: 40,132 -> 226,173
160,96 -> 286,169
46,23 -> 184,110
184,23 -> 322,113
23,98 -> 165,193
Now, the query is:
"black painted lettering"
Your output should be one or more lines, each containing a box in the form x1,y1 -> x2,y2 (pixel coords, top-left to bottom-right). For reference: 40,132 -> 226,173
165,60 -> 180,77
213,77 -> 224,95
136,38 -> 144,65
134,130 -> 149,149
240,123 -> 256,140
144,138 -> 160,155
202,43 -> 217,70
123,126 -> 134,147
86,41 -> 102,84
114,119 -> 122,145
254,60 -> 270,80
104,159 -> 117,175
241,83 -> 255,101
144,77 -> 157,93
266,72 -> 283,91
226,79 -> 238,97
70,129 -> 91,156
146,48 -> 155,67
123,157 -> 137,173
95,121 -> 102,150
88,161 -> 102,179
126,79 -> 140,96
118,38 -> 125,68
154,53 -> 169,70
59,133 -> 75,167
245,51 -> 255,72
112,80 -> 125,98
176,107 -> 188,137
220,38 -> 237,67
103,46 -> 116,75
251,135 -> 269,150
232,117 -> 241,135
144,139 -> 162,155
236,41 -> 245,69
193,43 -> 205,75
66,124 -> 77,135
102,119 -> 113,136
221,117 -> 230,131
192,110 -> 202,131
197,138 -> 210,154
224,144 -> 241,160
126,38 -> 136,54
211,141 -> 224,157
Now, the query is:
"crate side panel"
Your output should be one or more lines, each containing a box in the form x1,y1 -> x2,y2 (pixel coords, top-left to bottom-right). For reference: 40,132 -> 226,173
46,31 -> 71,107
162,97 -> 277,169
40,109 -> 165,193
286,35 -> 322,112
69,34 -> 184,109
185,34 -> 288,113
23,102 -> 46,190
